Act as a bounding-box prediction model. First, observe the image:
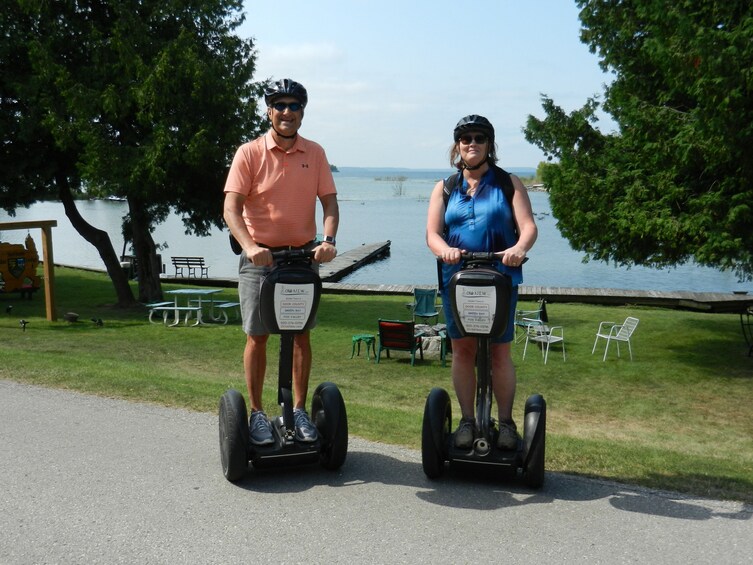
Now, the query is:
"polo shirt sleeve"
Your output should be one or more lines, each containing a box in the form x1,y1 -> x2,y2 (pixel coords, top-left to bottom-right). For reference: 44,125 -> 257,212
223,143 -> 255,196
314,145 -> 337,197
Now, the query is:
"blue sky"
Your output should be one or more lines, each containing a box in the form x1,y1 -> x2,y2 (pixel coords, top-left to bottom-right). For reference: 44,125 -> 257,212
238,0 -> 613,170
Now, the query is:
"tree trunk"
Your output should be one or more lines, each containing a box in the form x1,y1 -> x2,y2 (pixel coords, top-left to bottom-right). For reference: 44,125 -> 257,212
128,200 -> 164,303
57,175 -> 138,307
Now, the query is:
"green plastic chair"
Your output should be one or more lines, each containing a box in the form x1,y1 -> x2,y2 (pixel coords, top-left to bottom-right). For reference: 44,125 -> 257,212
408,288 -> 440,324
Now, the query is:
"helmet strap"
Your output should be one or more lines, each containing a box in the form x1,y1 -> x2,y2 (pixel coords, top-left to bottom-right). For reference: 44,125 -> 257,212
462,158 -> 489,171
272,125 -> 298,140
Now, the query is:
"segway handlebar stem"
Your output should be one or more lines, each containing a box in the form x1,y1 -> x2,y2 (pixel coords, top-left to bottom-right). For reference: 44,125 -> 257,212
270,248 -> 316,263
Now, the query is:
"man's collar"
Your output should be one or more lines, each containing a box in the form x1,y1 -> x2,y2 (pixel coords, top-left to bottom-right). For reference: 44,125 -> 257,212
265,130 -> 306,152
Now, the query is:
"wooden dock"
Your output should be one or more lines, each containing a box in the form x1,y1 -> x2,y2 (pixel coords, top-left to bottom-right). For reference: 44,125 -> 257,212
518,286 -> 752,313
320,240 -> 391,282
322,282 -> 752,313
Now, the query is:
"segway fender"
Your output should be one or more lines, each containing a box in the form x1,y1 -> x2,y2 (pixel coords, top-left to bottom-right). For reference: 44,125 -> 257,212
523,394 -> 546,465
218,388 -> 249,482
425,388 -> 451,454
312,382 -> 343,437
422,387 -> 451,479
312,382 -> 348,470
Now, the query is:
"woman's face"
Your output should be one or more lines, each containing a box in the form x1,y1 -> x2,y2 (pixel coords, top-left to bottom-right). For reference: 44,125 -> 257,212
458,131 -> 489,167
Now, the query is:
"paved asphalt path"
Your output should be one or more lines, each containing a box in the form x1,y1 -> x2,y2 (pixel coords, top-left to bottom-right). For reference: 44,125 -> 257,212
1,380 -> 751,564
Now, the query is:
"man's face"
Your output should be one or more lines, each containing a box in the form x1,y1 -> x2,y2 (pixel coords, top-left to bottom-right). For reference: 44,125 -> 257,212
268,97 -> 304,138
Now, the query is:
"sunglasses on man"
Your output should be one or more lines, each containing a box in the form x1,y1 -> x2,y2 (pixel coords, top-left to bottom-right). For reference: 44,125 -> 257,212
272,101 -> 303,112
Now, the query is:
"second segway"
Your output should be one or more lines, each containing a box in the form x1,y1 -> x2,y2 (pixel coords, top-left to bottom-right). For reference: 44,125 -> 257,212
421,252 -> 546,487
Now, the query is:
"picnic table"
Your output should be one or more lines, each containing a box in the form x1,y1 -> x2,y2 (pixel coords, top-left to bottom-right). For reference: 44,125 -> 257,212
147,289 -> 241,326
148,288 -> 222,326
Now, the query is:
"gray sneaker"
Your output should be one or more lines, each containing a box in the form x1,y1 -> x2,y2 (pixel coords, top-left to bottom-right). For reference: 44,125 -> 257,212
293,408 -> 319,442
249,410 -> 274,446
497,421 -> 519,450
454,417 -> 476,449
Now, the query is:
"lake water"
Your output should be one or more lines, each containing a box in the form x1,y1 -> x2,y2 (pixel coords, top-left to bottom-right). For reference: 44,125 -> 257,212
1,166 -> 748,293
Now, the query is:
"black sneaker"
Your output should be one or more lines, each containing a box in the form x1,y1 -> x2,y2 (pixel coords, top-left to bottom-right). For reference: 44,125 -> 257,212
293,408 -> 319,442
454,417 -> 475,449
249,410 -> 274,446
497,420 -> 519,450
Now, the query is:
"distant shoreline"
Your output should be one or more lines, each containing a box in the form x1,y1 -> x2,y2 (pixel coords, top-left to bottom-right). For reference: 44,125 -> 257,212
52,262 -> 751,313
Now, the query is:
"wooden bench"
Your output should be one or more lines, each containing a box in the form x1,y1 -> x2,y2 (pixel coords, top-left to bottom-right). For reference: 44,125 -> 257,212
171,256 -> 208,278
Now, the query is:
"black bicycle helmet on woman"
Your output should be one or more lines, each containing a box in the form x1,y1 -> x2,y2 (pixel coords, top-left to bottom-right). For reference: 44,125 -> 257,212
453,114 -> 495,142
264,79 -> 308,108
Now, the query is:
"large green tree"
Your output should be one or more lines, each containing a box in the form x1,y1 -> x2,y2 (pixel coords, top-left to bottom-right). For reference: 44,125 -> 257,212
1,0 -> 264,304
524,1 -> 753,281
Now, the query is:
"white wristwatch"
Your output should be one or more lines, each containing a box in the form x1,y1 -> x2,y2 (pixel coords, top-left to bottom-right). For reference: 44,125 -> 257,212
323,235 -> 336,245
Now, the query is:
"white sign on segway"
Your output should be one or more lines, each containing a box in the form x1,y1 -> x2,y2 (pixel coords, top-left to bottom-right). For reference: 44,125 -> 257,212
455,285 -> 497,334
274,283 -> 316,331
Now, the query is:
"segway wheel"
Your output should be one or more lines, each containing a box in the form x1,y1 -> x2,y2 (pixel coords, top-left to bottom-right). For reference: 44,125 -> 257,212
522,394 -> 546,488
312,382 -> 348,471
421,387 -> 451,479
218,389 -> 249,482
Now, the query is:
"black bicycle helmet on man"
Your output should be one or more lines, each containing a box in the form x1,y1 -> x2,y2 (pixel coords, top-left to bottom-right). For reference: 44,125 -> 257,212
264,79 -> 308,108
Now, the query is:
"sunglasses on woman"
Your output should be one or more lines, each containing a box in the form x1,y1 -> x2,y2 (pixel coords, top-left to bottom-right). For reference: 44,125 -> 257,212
272,101 -> 303,112
459,134 -> 488,145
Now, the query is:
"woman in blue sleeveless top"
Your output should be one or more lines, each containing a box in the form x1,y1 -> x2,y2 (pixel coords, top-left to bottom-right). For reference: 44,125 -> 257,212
426,115 -> 538,451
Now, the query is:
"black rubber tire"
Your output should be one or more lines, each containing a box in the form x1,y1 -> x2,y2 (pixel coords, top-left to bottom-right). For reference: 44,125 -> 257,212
421,387 -> 451,479
523,394 -> 546,488
218,389 -> 249,482
312,382 -> 348,470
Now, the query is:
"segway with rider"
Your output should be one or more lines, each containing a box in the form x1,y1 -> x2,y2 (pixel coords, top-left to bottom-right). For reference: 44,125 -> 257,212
423,115 -> 545,486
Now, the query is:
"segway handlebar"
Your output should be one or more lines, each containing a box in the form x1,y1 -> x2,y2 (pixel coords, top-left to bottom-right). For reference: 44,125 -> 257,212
436,252 -> 529,263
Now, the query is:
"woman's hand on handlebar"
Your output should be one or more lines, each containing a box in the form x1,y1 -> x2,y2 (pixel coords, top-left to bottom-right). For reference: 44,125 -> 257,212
500,246 -> 528,268
438,247 -> 463,264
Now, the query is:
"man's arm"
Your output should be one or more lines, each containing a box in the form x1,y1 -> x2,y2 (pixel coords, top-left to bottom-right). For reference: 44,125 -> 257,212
223,191 -> 272,266
314,193 -> 339,263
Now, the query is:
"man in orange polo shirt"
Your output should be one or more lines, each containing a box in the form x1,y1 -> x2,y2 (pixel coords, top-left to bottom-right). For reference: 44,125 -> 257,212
223,79 -> 339,446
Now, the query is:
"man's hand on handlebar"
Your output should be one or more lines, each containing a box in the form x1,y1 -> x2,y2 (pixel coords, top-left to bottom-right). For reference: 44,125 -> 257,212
246,245 -> 274,267
313,241 -> 337,263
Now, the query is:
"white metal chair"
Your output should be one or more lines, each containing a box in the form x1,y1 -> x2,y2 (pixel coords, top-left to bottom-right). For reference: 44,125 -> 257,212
592,316 -> 639,361
523,324 -> 565,364
514,299 -> 547,343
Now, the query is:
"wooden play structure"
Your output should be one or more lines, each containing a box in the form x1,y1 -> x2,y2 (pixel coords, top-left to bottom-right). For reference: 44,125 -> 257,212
0,234 -> 41,295
0,220 -> 57,321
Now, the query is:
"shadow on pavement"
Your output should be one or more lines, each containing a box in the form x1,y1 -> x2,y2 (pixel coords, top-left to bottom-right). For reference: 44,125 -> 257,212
225,444 -> 752,521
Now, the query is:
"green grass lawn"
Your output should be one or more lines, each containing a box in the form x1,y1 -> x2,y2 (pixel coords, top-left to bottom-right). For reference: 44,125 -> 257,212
2,266 -> 752,503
